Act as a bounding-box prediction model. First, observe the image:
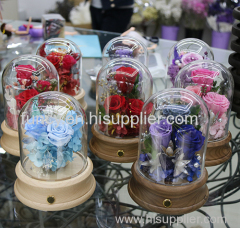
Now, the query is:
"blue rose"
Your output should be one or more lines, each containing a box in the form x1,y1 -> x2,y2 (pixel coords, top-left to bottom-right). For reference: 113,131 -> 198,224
47,119 -> 74,147
25,115 -> 47,140
162,105 -> 190,118
173,125 -> 205,159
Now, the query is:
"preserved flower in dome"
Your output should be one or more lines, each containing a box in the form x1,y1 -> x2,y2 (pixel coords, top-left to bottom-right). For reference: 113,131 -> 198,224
137,88 -> 209,185
2,55 -> 59,131
174,60 -> 234,142
18,91 -> 87,180
102,37 -> 148,66
36,38 -> 82,96
166,38 -> 214,88
96,58 -> 153,139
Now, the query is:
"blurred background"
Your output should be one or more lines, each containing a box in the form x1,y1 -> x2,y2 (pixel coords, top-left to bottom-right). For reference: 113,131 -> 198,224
1,0 -> 240,49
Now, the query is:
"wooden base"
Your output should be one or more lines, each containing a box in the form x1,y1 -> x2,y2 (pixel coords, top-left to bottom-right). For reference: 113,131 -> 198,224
89,124 -> 138,163
0,121 -> 19,156
14,157 -> 96,211
205,131 -> 232,167
128,162 -> 209,215
74,89 -> 87,111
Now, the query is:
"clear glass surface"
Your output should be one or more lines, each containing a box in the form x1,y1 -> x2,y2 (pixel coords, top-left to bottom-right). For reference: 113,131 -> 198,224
137,88 -> 209,185
18,91 -> 87,181
174,60 -> 234,142
36,38 -> 82,96
2,54 -> 59,131
102,37 -> 148,66
166,38 -> 214,89
96,58 -> 153,138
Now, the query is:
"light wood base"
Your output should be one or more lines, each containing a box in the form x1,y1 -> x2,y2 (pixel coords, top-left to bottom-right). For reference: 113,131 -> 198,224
74,89 -> 87,111
205,131 -> 232,167
128,162 -> 209,215
14,157 -> 96,211
0,121 -> 19,156
89,124 -> 138,163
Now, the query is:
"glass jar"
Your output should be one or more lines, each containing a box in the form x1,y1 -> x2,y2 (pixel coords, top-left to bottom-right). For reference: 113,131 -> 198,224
18,91 -> 87,181
102,37 -> 148,66
96,58 -> 153,139
36,38 -> 82,96
166,38 -> 214,88
137,88 -> 209,185
174,60 -> 234,142
2,55 -> 59,131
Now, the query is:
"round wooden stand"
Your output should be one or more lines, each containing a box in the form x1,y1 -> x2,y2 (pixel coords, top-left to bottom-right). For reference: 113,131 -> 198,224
74,89 -> 87,111
14,157 -> 96,211
0,121 -> 19,156
89,124 -> 139,163
205,131 -> 232,167
128,162 -> 209,215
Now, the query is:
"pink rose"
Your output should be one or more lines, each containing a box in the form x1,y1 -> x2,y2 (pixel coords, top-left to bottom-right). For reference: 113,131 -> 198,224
181,85 -> 202,103
191,68 -> 219,93
181,52 -> 203,66
209,113 -> 228,140
203,92 -> 230,118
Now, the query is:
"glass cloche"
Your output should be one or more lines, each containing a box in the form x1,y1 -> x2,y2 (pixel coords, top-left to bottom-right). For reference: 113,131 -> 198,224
2,55 -> 59,131
166,38 -> 214,88
174,60 -> 234,142
18,91 -> 87,181
36,38 -> 82,96
96,58 -> 153,138
138,88 -> 209,185
102,37 -> 148,66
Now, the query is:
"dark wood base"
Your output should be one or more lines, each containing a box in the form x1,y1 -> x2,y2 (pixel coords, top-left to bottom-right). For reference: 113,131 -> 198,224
205,131 -> 232,167
89,124 -> 138,163
128,162 -> 209,215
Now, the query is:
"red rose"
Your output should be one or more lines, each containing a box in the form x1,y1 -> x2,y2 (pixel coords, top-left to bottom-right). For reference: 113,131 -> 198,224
16,65 -> 36,86
46,53 -> 62,69
62,54 -> 77,70
104,95 -> 126,113
15,89 -> 39,109
36,80 -> 51,92
128,99 -> 153,116
114,66 -> 139,94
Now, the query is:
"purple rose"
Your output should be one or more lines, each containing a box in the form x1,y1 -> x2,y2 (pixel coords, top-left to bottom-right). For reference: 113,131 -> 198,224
149,119 -> 172,150
181,52 -> 203,66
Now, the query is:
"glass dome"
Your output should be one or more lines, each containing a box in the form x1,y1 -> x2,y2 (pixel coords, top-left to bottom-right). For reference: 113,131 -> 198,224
174,60 -> 233,142
102,37 -> 148,66
36,38 -> 82,96
166,38 -> 214,88
96,58 -> 153,139
137,88 -> 209,185
2,55 -> 59,131
18,91 -> 87,181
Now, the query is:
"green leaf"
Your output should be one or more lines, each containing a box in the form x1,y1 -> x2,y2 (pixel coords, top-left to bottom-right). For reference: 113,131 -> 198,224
190,105 -> 201,116
98,105 -> 105,120
143,135 -> 153,154
195,125 -> 201,131
134,73 -> 139,85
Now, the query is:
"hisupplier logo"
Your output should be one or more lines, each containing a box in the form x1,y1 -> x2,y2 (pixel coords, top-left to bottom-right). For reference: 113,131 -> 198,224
90,112 -> 198,127
115,215 -> 227,226
20,112 -> 199,126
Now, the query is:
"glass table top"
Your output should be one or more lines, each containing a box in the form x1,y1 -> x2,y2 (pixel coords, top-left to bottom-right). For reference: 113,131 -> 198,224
0,20 -> 239,228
